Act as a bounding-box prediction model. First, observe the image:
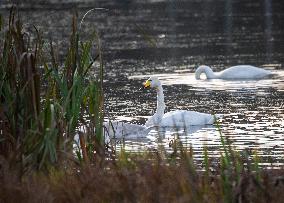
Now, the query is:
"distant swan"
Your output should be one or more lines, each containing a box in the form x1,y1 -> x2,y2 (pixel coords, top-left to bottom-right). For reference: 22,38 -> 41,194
144,77 -> 221,127
195,65 -> 273,80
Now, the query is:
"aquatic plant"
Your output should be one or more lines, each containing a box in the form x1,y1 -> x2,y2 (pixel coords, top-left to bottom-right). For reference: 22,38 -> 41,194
0,8 -> 104,173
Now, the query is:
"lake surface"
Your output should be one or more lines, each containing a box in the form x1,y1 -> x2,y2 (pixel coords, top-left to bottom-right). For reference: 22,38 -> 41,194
117,70 -> 284,168
1,0 -> 284,166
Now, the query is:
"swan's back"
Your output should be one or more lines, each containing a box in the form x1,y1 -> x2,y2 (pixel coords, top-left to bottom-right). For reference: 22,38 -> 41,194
105,121 -> 150,138
219,65 -> 272,79
160,110 -> 217,127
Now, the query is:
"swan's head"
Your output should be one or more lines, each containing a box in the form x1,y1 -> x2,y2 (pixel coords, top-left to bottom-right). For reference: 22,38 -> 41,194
195,65 -> 215,79
144,77 -> 161,89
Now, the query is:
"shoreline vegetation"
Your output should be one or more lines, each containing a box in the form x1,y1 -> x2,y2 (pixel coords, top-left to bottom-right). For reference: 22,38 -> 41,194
1,8 -> 284,202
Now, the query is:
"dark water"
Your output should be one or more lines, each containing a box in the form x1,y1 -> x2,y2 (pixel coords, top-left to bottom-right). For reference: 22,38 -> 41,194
2,0 -> 284,166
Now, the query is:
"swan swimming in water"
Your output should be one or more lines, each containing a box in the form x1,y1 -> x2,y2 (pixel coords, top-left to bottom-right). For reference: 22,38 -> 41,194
195,65 -> 273,80
74,121 -> 153,146
144,77 -> 221,127
103,121 -> 152,138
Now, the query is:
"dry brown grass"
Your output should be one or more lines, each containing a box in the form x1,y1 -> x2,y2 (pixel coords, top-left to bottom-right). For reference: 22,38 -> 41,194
1,152 -> 284,203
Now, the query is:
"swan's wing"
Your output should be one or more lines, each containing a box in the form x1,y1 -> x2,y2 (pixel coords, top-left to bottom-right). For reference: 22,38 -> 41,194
105,121 -> 151,138
160,110 -> 217,126
182,111 -> 216,125
220,65 -> 272,79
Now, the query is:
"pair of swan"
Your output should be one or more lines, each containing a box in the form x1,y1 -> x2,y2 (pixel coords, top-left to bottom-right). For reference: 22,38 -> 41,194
101,75 -> 221,139
195,65 -> 273,80
99,65 -> 272,138
142,65 -> 273,128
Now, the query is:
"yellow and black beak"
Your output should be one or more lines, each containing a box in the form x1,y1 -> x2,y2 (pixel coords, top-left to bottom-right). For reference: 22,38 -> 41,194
144,80 -> 151,88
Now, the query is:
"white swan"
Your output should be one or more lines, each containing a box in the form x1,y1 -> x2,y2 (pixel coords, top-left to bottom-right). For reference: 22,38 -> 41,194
103,121 -> 152,138
195,65 -> 273,80
144,77 -> 221,127
74,121 -> 152,154
74,121 -> 153,144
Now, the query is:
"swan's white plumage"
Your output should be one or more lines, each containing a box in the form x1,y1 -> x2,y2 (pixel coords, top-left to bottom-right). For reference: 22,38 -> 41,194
75,121 -> 152,143
74,121 -> 152,153
159,110 -> 217,127
195,65 -> 273,80
104,121 -> 152,138
144,77 -> 221,127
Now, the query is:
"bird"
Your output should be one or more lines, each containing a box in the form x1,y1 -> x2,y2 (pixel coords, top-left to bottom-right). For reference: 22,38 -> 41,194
103,120 -> 152,138
195,65 -> 273,80
74,120 -> 153,149
143,76 -> 221,127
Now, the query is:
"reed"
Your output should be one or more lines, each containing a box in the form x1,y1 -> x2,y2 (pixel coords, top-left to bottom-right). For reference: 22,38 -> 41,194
0,8 -> 104,173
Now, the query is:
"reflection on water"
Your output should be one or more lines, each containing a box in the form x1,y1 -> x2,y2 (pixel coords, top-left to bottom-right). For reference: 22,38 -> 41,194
264,0 -> 273,62
113,69 -> 284,166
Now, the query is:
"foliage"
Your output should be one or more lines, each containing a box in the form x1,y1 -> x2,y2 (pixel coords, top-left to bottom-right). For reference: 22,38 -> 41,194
0,8 -> 104,173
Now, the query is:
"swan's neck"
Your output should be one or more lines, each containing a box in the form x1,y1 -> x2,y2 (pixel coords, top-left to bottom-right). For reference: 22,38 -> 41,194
155,85 -> 165,119
195,66 -> 217,79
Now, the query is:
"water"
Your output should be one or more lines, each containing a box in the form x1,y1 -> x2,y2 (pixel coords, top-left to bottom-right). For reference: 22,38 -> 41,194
1,0 -> 284,166
110,69 -> 284,166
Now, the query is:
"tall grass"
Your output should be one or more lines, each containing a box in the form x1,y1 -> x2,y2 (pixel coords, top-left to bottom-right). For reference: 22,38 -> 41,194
0,8 -> 104,173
